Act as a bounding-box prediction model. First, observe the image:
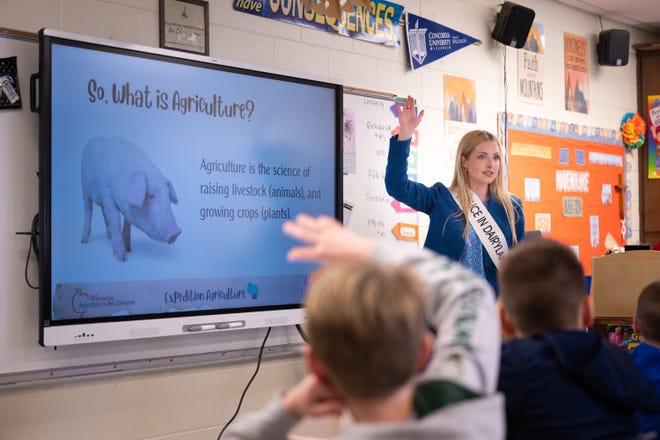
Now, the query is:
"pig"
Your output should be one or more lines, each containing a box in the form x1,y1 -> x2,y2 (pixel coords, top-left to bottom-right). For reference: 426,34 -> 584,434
80,136 -> 181,262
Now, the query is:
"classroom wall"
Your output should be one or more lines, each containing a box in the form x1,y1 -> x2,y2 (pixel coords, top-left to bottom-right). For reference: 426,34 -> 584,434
1,1 -> 657,439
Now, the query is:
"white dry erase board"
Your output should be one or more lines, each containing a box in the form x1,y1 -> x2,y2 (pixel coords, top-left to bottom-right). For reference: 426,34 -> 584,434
342,89 -> 420,246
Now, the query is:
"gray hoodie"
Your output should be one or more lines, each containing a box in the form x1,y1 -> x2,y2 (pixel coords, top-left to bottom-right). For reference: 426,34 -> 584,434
223,241 -> 505,439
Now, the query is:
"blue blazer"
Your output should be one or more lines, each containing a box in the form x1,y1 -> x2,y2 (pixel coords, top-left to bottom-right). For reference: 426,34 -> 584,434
385,135 -> 525,295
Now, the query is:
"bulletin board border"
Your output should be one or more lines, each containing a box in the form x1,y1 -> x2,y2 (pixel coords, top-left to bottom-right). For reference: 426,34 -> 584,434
499,112 -> 622,146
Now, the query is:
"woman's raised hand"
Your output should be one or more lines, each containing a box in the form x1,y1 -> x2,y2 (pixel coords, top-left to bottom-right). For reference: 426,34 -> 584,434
396,95 -> 425,141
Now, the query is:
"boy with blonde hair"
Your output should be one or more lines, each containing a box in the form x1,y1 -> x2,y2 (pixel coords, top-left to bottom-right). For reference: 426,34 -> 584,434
224,214 -> 504,439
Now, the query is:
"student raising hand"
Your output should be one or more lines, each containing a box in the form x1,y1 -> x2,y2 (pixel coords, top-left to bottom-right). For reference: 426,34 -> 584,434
282,214 -> 376,264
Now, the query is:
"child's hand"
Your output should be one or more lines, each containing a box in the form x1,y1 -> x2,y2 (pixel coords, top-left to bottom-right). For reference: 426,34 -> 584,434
283,214 -> 376,264
283,374 -> 345,417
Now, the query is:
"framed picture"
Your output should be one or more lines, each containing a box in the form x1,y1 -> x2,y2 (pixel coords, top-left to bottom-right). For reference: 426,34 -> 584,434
159,0 -> 209,56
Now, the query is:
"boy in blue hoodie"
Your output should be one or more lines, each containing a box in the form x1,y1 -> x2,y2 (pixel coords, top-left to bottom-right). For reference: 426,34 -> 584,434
497,238 -> 659,440
633,280 -> 660,437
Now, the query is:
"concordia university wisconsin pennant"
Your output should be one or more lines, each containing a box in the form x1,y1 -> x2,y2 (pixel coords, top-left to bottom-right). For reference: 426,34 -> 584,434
406,12 -> 479,70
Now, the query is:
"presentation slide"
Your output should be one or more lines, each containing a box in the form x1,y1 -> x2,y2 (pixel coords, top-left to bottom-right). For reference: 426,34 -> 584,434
48,43 -> 337,320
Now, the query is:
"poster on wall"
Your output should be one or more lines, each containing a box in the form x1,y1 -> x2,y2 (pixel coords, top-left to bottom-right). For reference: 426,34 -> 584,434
443,74 -> 477,163
564,32 -> 589,114
648,95 -> 660,179
517,23 -> 545,105
503,114 -> 622,275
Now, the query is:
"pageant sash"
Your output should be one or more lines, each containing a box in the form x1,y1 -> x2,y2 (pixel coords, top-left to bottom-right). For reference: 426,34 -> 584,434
451,190 -> 509,269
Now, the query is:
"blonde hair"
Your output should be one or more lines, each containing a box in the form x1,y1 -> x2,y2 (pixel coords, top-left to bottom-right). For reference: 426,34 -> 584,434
449,130 -> 520,243
305,260 -> 426,399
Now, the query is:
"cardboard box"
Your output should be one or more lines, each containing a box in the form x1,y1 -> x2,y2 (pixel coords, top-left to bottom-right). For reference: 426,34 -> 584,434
591,250 -> 660,318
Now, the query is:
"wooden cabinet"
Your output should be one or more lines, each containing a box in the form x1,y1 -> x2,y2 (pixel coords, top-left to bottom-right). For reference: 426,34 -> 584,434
635,44 -> 660,247
591,250 -> 660,337
592,250 -> 660,318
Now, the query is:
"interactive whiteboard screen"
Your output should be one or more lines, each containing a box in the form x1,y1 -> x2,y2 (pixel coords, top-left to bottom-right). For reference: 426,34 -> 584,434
38,29 -> 341,346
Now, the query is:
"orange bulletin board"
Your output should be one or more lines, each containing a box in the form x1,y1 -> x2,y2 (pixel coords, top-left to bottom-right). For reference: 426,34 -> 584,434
506,126 -> 624,275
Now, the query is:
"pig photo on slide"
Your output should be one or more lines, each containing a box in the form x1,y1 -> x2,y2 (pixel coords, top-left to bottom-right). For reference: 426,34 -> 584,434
81,136 -> 181,262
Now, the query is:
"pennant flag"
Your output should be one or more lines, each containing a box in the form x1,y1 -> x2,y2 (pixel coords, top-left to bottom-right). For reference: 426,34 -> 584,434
406,12 -> 480,70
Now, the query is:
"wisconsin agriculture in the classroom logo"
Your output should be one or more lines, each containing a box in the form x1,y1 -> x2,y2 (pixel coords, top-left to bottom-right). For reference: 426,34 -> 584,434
71,286 -> 115,318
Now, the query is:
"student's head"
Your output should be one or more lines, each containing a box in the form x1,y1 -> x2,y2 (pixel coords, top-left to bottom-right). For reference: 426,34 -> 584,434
498,238 -> 591,337
634,280 -> 660,345
304,260 -> 428,400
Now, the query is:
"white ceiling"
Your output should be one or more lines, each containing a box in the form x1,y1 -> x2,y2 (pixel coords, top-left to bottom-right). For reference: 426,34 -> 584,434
555,0 -> 660,36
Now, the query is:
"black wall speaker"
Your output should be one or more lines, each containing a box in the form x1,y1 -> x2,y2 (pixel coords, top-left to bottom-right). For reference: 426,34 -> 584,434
492,2 -> 536,49
597,29 -> 630,66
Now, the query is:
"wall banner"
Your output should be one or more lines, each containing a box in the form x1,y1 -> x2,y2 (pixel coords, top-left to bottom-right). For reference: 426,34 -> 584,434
233,0 -> 403,47
406,12 -> 479,70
